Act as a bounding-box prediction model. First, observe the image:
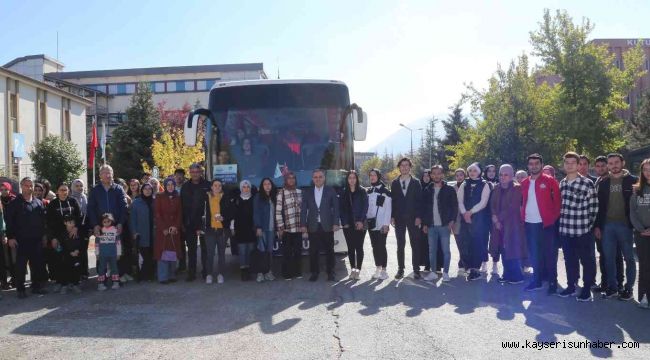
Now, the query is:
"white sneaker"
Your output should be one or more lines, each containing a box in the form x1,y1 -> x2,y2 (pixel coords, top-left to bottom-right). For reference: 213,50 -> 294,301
371,267 -> 381,279
639,294 -> 649,309
523,266 -> 533,274
265,272 -> 275,281
442,273 -> 451,282
349,269 -> 357,280
111,282 -> 120,290
424,272 -> 438,282
98,283 -> 107,291
379,270 -> 388,280
217,274 -> 224,284
480,262 -> 488,273
256,273 -> 265,283
206,275 -> 213,284
354,269 -> 361,280
491,262 -> 499,275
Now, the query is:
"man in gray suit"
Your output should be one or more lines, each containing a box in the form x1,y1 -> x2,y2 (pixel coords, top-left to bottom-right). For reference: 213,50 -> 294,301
301,169 -> 340,281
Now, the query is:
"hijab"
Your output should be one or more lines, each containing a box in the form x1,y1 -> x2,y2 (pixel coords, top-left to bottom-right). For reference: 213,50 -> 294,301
163,178 -> 177,197
239,180 -> 252,200
70,179 -> 88,216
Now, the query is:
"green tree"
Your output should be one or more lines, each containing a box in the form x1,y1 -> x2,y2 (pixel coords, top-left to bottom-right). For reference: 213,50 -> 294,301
110,83 -> 163,180
30,135 -> 85,187
530,9 -> 645,155
440,101 -> 470,170
626,91 -> 650,148
416,116 -> 440,171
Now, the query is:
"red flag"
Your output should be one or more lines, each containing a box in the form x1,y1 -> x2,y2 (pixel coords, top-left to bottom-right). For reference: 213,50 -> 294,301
89,120 -> 98,169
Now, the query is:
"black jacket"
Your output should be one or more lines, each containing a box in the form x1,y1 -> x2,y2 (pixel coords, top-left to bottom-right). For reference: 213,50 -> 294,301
5,194 -> 46,242
46,197 -> 82,241
422,182 -> 458,226
339,187 -> 369,226
595,172 -> 638,228
390,176 -> 423,221
181,179 -> 211,231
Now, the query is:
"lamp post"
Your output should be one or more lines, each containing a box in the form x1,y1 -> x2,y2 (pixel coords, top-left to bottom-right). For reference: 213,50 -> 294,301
399,123 -> 414,158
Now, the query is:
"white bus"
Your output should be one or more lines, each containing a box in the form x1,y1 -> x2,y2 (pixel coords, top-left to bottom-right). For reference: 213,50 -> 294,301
185,79 -> 368,253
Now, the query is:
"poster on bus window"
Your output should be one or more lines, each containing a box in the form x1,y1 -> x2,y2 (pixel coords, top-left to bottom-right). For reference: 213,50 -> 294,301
213,164 -> 238,185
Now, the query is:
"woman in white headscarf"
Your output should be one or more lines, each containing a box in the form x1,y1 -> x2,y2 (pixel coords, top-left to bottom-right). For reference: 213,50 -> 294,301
230,180 -> 256,281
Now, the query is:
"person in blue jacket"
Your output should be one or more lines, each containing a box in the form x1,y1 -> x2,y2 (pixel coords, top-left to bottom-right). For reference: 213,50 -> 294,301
253,177 -> 278,282
87,165 -> 128,239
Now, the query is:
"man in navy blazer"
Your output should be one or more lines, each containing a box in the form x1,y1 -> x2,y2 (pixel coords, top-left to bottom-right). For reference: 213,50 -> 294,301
301,169 -> 340,281
390,158 -> 424,279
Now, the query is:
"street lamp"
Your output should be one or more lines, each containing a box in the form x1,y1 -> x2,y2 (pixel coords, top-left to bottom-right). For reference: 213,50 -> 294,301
399,123 -> 413,158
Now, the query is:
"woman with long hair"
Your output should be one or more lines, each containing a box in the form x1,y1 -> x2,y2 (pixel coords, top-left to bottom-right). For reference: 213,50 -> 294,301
204,179 -> 229,284
630,158 -> 650,308
253,177 -> 278,282
340,171 -> 368,280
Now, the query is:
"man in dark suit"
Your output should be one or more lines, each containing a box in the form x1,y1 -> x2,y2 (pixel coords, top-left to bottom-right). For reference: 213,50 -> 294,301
301,169 -> 340,281
390,158 -> 424,279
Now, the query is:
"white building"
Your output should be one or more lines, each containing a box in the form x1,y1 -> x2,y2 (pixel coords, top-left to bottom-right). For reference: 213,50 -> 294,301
0,66 -> 91,180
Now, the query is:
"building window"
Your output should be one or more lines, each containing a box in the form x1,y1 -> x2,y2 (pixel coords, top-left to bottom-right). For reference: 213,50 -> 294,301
196,80 -> 207,91
645,59 -> 650,71
166,81 -> 177,92
185,81 -> 195,91
206,79 -> 216,90
39,101 -> 47,141
175,81 -> 186,92
154,82 -> 165,93
108,84 -> 118,95
9,93 -> 18,134
126,83 -> 136,94
63,110 -> 71,141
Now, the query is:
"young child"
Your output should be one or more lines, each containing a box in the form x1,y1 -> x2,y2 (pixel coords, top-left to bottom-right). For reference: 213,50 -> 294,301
96,213 -> 122,290
61,215 -> 82,294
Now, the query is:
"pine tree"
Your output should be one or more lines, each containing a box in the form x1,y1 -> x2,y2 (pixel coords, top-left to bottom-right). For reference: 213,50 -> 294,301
110,83 -> 163,180
440,101 -> 469,170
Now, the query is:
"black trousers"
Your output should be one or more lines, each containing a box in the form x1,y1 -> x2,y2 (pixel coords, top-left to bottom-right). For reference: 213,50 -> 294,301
118,230 -> 135,277
595,236 -> 624,288
60,253 -> 81,286
369,230 -> 388,268
636,233 -> 650,302
281,232 -> 303,278
419,228 -> 431,270
343,228 -> 366,269
0,243 -> 12,286
394,218 -> 420,272
185,231 -> 207,277
15,239 -> 46,292
79,236 -> 89,277
562,233 -> 596,289
138,246 -> 155,281
309,226 -> 335,275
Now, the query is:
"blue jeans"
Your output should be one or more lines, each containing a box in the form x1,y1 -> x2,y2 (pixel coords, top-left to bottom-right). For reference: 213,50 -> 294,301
503,258 -> 523,282
259,231 -> 276,253
525,222 -> 558,285
238,242 -> 255,268
157,260 -> 176,282
603,222 -> 636,291
428,225 -> 451,273
98,255 -> 118,280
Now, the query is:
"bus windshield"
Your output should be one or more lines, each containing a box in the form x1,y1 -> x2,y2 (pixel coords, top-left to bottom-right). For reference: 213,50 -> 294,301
210,83 -> 353,188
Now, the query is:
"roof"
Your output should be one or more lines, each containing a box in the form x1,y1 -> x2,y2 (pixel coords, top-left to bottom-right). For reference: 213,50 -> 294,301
0,67 -> 93,106
45,63 -> 265,80
212,79 -> 347,90
3,54 -> 64,68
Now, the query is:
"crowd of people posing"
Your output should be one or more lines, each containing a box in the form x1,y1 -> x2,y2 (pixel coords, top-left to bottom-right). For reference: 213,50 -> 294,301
1,152 -> 649,311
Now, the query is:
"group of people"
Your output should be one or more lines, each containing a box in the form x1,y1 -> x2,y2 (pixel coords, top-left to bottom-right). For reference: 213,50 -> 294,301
1,152 -> 648,311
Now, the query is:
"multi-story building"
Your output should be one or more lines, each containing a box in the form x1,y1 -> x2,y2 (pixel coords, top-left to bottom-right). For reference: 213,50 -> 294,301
0,65 -> 91,181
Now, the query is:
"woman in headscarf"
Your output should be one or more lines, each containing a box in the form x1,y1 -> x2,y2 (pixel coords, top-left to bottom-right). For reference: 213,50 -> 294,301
489,165 -> 527,284
231,180 -> 256,281
154,178 -> 183,284
70,179 -> 90,279
130,183 -> 155,281
366,169 -> 392,280
457,162 -> 491,281
483,164 -> 500,275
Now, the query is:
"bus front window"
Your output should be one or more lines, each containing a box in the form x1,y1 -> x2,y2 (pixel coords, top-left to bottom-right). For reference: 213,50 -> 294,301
219,107 -> 348,187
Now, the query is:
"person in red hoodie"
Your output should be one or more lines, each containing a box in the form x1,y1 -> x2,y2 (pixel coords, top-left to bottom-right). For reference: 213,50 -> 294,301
520,154 -> 561,294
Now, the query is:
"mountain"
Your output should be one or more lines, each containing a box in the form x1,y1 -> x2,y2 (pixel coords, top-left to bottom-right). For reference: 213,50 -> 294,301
367,113 -> 447,156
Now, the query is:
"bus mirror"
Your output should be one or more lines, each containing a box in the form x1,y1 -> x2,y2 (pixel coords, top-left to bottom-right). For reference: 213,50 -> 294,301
184,112 -> 201,146
353,108 -> 367,141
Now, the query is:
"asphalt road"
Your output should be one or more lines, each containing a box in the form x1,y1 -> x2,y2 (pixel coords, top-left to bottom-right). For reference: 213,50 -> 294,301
0,233 -> 648,360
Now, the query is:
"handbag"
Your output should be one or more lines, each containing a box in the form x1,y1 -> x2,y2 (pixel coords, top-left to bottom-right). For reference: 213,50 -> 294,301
161,231 -> 177,262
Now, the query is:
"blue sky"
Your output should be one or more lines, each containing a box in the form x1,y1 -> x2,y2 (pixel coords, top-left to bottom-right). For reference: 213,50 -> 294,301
1,0 -> 649,151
